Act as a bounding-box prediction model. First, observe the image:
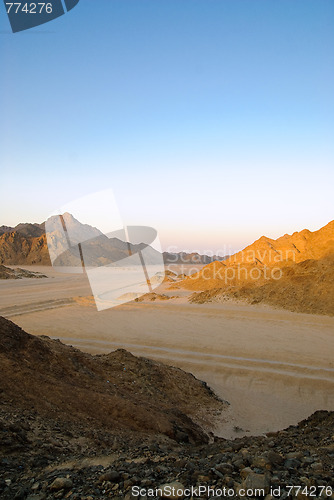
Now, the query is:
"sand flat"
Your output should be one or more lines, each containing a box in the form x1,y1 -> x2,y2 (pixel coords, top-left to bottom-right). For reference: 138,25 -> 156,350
0,265 -> 333,438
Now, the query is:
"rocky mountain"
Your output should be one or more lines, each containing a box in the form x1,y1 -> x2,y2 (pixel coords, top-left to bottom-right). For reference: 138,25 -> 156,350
0,214 -> 224,267
0,225 -> 13,235
0,317 -> 333,499
0,222 -> 45,238
0,232 -> 51,265
46,212 -> 102,246
0,214 -> 154,266
223,220 -> 334,267
180,221 -> 334,315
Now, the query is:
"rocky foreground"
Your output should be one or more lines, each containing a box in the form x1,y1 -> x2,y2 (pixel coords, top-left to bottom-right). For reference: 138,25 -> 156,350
0,265 -> 47,280
0,317 -> 333,499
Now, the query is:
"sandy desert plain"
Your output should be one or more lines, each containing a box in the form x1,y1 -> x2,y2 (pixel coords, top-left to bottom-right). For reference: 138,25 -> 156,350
1,263 -> 334,440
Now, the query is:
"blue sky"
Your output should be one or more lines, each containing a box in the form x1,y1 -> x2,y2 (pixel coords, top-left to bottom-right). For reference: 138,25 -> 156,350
1,0 -> 333,253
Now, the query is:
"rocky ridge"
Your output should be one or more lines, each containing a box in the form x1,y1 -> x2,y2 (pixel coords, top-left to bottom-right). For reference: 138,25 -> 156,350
0,215 -> 224,267
0,265 -> 47,280
0,318 -> 333,499
179,221 -> 334,316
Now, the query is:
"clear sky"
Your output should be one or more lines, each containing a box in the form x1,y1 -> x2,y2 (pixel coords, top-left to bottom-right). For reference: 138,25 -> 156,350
1,0 -> 333,254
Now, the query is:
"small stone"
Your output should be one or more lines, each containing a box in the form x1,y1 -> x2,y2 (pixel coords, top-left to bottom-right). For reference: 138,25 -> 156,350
99,470 -> 120,482
242,472 -> 271,495
286,451 -> 303,460
216,462 -> 234,474
284,458 -> 301,469
197,475 -> 210,482
158,481 -> 185,499
266,451 -> 284,465
240,467 -> 253,479
240,448 -> 251,461
141,479 -> 152,487
252,456 -> 271,470
310,462 -> 323,471
233,459 -> 245,469
49,477 -> 73,491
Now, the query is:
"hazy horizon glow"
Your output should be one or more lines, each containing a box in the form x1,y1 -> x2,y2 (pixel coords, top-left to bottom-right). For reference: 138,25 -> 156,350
1,0 -> 333,254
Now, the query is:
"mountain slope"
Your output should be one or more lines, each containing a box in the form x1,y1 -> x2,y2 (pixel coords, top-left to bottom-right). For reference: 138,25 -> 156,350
233,253 -> 334,315
180,220 -> 334,292
0,316 -> 226,446
191,254 -> 334,316
181,221 -> 334,315
223,220 -> 334,267
0,232 -> 52,265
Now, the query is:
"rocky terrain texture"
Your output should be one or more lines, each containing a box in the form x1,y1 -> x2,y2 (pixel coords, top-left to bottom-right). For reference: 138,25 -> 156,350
1,401 -> 333,499
180,221 -> 334,316
190,254 -> 334,316
0,317 -> 226,447
134,292 -> 178,302
0,318 -> 334,498
0,265 -> 47,280
0,231 -> 52,266
0,223 -> 45,239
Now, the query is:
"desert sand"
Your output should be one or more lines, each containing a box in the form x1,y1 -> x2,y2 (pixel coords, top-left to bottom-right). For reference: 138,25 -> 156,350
1,265 -> 333,439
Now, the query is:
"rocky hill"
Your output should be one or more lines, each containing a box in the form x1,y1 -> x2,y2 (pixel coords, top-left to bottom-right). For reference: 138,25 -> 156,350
0,317 -> 333,499
0,214 -> 222,267
0,317 -> 226,447
180,221 -> 334,315
0,222 -> 45,238
181,221 -> 334,290
224,220 -> 334,267
190,254 -> 334,316
0,231 -> 52,265
0,265 -> 47,279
